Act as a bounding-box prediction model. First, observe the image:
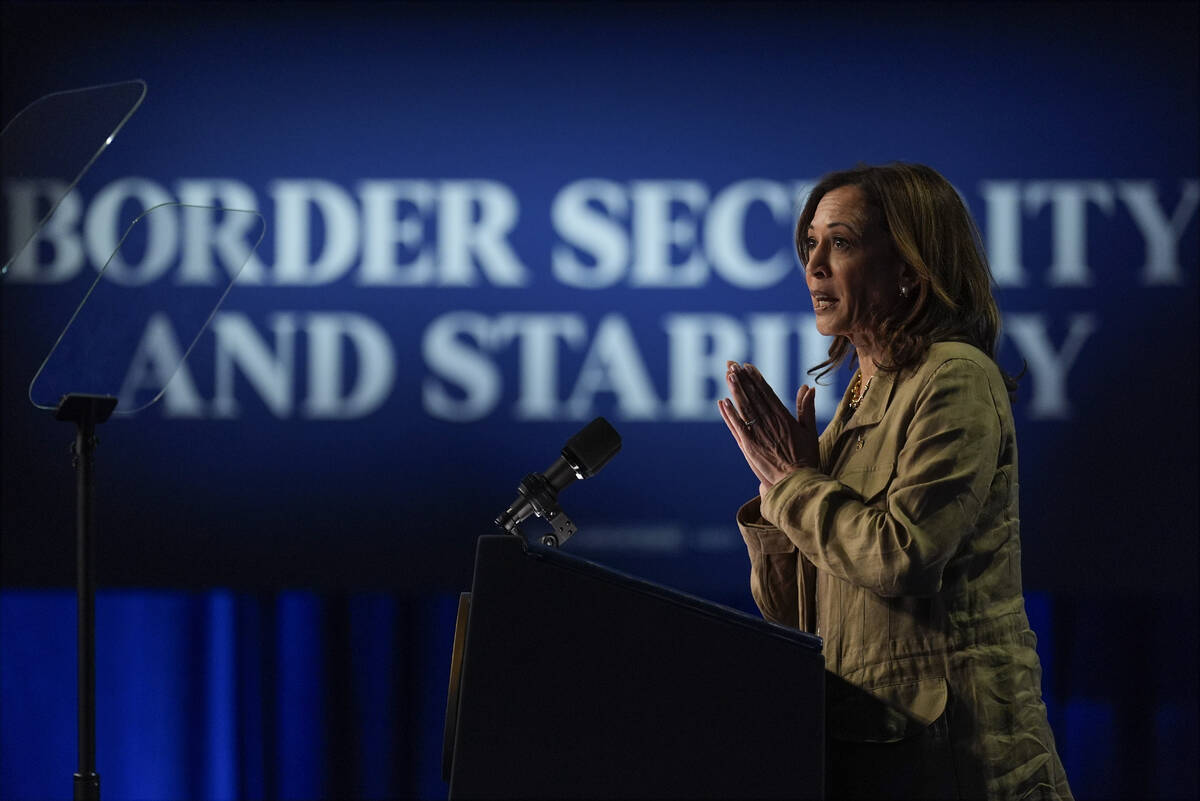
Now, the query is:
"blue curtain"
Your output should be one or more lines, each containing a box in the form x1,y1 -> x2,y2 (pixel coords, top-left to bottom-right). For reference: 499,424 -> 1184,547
2,589 -> 1196,799
1,591 -> 459,800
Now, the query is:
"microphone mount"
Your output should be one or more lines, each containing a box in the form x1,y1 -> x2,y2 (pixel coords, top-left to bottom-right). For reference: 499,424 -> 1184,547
493,417 -> 620,548
499,471 -> 578,548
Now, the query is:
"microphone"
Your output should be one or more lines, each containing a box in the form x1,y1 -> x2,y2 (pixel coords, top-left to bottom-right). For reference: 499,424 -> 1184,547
494,417 -> 622,546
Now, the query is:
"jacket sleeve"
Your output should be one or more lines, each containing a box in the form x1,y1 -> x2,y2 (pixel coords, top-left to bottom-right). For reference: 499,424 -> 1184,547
760,357 -> 1004,597
737,496 -> 800,627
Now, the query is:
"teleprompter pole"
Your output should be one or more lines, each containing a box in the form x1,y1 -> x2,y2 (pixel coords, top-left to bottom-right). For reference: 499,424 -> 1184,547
56,394 -> 117,801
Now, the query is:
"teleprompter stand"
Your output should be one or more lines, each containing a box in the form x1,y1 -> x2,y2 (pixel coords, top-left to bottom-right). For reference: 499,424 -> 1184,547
6,81 -> 264,800
443,535 -> 826,799
55,393 -> 117,801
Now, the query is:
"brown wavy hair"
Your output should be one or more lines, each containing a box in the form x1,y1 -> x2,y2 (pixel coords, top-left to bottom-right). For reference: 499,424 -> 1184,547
796,162 -> 1018,392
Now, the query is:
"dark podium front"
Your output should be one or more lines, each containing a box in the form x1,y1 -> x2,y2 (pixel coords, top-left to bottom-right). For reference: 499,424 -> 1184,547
444,535 -> 824,799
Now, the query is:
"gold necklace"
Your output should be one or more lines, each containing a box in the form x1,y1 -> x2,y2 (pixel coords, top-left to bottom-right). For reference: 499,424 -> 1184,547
848,373 -> 873,410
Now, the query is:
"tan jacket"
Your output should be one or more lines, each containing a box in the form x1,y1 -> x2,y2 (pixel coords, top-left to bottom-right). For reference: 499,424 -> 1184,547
738,342 -> 1072,801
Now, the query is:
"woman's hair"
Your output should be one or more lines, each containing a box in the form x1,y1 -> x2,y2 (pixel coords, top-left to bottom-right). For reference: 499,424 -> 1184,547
796,162 -> 1018,391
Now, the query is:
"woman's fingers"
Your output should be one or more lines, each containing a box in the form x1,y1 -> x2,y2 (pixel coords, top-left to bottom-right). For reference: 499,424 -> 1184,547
719,398 -> 771,486
801,385 -> 817,430
719,396 -> 757,454
746,364 -> 797,425
795,385 -> 815,425
729,362 -> 774,417
725,364 -> 756,422
788,385 -> 820,468
740,363 -> 774,406
718,397 -> 744,441
724,367 -> 822,487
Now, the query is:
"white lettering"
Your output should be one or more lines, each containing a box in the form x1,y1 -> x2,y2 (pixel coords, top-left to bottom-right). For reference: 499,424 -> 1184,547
551,179 -> 629,289
1024,181 -> 1115,287
1116,180 -> 1200,286
796,314 -> 841,422
418,310 -> 843,423
302,313 -> 396,419
270,179 -> 359,285
118,312 -> 206,416
84,179 -> 177,286
494,314 -> 588,419
1003,312 -> 1098,419
630,180 -> 709,287
749,313 -> 790,399
664,313 -> 748,419
565,314 -> 660,419
174,179 -> 267,286
422,311 -> 502,421
980,181 -> 1026,287
212,312 -> 297,418
4,180 -> 84,282
704,179 -> 793,289
357,179 -> 436,286
437,180 -> 528,286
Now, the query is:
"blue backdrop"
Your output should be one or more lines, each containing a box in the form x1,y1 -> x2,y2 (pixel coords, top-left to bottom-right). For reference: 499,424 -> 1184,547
2,2 -> 1196,798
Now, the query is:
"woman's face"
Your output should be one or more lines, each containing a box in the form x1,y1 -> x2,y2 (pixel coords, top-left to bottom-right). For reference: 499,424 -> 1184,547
802,185 -> 902,343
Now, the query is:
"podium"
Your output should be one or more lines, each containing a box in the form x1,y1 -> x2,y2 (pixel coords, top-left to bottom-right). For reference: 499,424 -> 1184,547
443,535 -> 825,799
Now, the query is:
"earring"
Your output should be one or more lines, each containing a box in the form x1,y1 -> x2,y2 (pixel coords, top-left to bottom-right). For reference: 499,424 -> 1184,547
899,284 -> 909,298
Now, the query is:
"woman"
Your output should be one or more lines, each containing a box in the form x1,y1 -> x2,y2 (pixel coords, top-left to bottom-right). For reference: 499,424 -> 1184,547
719,163 -> 1072,800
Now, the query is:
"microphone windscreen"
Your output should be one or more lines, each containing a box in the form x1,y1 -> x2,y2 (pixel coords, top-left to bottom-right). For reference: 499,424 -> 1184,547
562,417 -> 622,478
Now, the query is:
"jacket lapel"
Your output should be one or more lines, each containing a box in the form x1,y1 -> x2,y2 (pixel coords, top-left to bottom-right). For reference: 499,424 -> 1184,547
820,367 -> 900,469
842,367 -> 898,434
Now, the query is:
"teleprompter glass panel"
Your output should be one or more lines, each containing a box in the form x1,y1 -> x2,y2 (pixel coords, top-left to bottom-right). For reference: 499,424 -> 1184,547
29,202 -> 266,415
2,80 -> 146,276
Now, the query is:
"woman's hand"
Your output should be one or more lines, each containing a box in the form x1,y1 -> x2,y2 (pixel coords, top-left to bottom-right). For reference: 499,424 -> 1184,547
718,361 -> 820,495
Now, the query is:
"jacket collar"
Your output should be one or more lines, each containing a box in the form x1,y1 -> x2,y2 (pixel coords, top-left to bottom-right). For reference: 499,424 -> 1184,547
838,366 -> 899,433
818,365 -> 902,471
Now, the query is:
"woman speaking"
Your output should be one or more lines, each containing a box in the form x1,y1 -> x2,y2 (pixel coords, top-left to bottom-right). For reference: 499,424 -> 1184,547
720,163 -> 1072,800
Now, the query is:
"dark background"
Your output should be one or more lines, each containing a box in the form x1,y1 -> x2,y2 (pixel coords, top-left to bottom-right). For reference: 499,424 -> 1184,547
2,2 -> 1196,799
